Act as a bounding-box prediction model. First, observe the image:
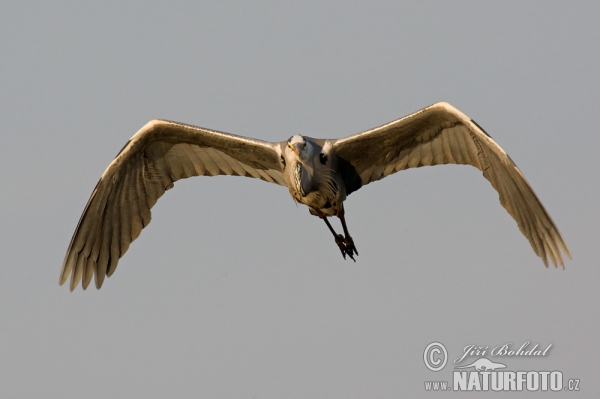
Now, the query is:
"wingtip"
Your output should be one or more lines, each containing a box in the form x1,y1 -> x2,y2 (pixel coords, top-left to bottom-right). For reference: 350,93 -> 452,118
94,273 -> 106,290
59,270 -> 71,288
548,254 -> 568,270
563,245 -> 573,261
58,267 -> 80,291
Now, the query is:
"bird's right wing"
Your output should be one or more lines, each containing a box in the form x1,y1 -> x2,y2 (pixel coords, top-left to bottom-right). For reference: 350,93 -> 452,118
332,102 -> 570,268
61,120 -> 285,291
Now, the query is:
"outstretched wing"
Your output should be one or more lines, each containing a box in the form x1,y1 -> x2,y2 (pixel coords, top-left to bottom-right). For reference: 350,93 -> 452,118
61,120 -> 285,291
332,102 -> 570,267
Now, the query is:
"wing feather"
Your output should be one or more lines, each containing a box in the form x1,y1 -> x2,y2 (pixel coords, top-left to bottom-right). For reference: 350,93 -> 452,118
441,129 -> 455,164
238,162 -> 263,179
225,154 -> 249,177
256,169 -> 277,183
448,128 -> 465,164
128,165 -> 146,242
332,101 -> 570,267
407,145 -> 422,168
210,147 -> 237,175
431,133 -> 445,165
71,251 -> 86,291
61,120 -> 284,290
196,147 -> 221,176
419,140 -> 434,167
176,144 -> 200,178
117,169 -> 133,257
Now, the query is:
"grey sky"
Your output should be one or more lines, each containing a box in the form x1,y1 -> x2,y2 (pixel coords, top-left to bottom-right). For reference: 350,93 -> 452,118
2,1 -> 598,397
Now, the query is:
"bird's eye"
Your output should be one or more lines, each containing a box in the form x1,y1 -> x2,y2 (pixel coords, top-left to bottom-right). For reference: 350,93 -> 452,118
319,153 -> 327,165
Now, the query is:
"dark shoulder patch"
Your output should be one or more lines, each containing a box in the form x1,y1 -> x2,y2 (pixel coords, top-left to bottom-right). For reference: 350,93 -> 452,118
319,153 -> 327,165
337,156 -> 362,196
471,119 -> 492,138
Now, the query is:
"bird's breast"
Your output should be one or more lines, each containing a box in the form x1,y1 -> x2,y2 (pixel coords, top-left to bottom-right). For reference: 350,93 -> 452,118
287,161 -> 344,216
292,162 -> 306,197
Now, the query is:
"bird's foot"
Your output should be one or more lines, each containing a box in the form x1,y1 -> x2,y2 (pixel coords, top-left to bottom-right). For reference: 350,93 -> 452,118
344,236 -> 358,262
334,234 -> 348,259
334,234 -> 358,262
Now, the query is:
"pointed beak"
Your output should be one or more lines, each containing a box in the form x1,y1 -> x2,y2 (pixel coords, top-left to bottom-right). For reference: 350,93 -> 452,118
289,143 -> 302,157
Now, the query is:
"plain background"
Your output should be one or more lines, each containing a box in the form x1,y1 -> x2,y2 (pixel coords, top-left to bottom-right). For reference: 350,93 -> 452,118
2,1 -> 598,397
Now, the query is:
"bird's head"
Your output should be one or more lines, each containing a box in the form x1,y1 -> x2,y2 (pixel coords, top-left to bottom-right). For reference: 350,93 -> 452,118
287,135 -> 313,161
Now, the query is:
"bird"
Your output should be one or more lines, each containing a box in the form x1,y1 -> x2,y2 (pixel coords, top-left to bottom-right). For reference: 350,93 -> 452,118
60,101 -> 571,291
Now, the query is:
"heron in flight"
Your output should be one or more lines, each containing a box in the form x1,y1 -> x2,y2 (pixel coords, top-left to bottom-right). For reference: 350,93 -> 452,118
61,102 -> 571,291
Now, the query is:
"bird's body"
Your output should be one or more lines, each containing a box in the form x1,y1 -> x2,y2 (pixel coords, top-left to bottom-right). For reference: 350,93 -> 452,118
61,102 -> 571,291
282,136 -> 345,217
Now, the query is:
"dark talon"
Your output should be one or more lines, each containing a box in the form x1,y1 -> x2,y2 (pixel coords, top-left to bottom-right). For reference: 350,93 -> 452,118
345,236 -> 358,260
346,250 -> 356,262
322,215 -> 358,261
343,242 -> 355,261
335,234 -> 347,259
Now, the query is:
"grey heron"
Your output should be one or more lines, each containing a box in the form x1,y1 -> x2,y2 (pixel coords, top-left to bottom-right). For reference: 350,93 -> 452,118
61,102 -> 571,291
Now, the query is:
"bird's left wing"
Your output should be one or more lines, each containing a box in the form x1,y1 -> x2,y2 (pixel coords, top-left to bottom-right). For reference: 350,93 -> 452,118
332,102 -> 570,267
61,119 -> 285,291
